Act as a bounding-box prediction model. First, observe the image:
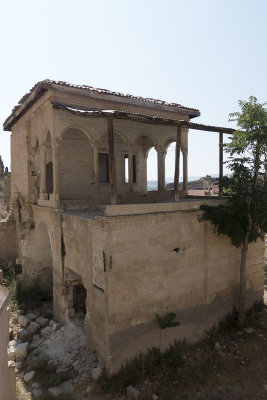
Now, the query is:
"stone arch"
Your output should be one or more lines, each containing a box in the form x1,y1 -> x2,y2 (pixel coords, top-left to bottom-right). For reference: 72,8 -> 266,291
59,128 -> 93,200
60,125 -> 93,145
134,135 -> 157,192
135,134 -> 156,157
34,222 -> 53,299
164,140 -> 184,189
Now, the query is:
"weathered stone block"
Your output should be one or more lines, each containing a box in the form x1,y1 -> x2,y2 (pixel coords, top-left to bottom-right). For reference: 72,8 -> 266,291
27,321 -> 41,335
15,342 -> 29,361
17,328 -> 30,342
18,315 -> 30,328
35,316 -> 49,327
24,370 -> 35,384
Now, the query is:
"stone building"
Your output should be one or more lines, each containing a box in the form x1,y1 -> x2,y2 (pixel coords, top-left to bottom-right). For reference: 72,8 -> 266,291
2,80 -> 264,372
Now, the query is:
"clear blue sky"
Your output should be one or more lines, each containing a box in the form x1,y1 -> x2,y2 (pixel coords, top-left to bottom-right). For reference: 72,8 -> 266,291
1,0 -> 266,179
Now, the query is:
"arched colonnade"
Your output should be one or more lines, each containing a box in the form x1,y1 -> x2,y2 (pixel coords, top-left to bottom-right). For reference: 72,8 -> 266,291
31,122 -> 188,204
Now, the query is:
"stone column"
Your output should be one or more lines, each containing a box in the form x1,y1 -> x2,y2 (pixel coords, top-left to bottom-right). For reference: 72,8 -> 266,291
128,144 -> 134,193
107,116 -> 117,204
93,144 -> 99,193
182,149 -> 188,191
39,142 -> 47,200
52,139 -> 60,204
156,146 -> 165,191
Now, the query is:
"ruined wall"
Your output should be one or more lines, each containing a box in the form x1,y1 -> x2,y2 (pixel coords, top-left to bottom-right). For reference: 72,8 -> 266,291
0,220 -> 17,263
62,214 -> 109,363
102,202 -> 264,372
0,285 -> 16,400
0,173 -> 11,218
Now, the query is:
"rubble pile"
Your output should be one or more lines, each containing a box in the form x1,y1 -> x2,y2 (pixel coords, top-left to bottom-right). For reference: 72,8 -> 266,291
8,308 -> 103,399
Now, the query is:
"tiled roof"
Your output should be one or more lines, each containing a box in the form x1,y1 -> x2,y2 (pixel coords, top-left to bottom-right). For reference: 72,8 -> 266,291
20,79 -> 200,112
4,79 -> 200,131
52,102 -> 234,134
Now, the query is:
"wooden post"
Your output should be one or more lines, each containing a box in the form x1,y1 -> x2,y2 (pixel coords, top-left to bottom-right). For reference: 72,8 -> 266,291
183,149 -> 188,191
107,116 -> 117,204
174,126 -> 181,202
219,131 -> 223,199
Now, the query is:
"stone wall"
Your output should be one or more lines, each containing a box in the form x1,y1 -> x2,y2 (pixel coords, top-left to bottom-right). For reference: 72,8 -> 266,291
0,173 -> 11,219
0,220 -> 17,264
47,201 -> 264,373
102,202 -> 264,371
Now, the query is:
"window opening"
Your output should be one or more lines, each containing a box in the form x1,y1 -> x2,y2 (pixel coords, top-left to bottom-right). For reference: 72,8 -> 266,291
99,153 -> 109,183
124,155 -> 129,183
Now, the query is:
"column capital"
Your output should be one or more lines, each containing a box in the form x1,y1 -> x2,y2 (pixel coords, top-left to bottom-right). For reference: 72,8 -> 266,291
52,137 -> 61,147
128,142 -> 134,150
155,145 -> 164,153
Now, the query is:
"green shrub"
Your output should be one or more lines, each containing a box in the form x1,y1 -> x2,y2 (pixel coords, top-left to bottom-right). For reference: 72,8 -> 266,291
98,340 -> 184,393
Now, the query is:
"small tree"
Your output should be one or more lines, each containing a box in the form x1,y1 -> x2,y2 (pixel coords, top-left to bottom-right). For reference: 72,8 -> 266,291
200,96 -> 267,327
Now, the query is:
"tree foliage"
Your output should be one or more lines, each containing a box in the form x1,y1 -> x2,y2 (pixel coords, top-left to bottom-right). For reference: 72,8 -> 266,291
200,96 -> 267,326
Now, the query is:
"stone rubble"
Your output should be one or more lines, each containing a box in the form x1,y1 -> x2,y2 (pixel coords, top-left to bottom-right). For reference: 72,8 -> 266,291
127,385 -> 141,399
11,310 -> 103,399
15,342 -> 29,361
24,370 -> 35,384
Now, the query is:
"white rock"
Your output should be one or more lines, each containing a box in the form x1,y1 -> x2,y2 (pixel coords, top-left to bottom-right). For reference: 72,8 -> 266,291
32,389 -> 42,398
61,381 -> 74,394
214,342 -> 221,350
25,313 -> 38,321
91,366 -> 103,381
51,322 -> 62,332
19,315 -> 30,328
244,328 -> 256,334
27,321 -> 41,335
8,346 -> 16,361
9,339 -> 21,347
15,342 -> 29,361
127,385 -> 141,399
62,352 -> 72,367
152,394 -> 159,400
72,360 -> 80,371
8,361 -> 15,368
32,382 -> 39,389
41,326 -> 52,337
24,370 -> 35,384
48,386 -> 62,396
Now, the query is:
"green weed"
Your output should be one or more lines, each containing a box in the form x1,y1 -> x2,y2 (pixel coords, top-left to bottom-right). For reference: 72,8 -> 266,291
98,340 -> 184,393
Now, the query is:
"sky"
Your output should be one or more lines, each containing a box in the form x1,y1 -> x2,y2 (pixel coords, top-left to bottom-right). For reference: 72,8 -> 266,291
0,0 -> 266,180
